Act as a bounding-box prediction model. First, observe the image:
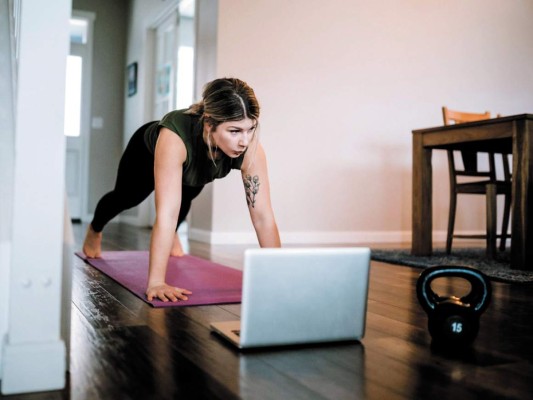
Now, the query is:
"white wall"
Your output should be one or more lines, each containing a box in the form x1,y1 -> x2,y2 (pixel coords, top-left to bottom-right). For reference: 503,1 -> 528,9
1,0 -> 70,394
125,0 -> 217,228
208,0 -> 533,244
0,0 -> 16,374
72,0 -> 129,216
122,0 -> 533,245
189,0 -> 218,234
125,0 -> 164,140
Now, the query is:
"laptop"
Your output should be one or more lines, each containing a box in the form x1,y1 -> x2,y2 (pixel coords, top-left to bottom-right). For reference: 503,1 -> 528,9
210,247 -> 371,349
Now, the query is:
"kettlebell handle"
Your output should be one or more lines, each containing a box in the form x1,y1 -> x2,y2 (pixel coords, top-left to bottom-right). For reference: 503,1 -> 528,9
416,266 -> 491,314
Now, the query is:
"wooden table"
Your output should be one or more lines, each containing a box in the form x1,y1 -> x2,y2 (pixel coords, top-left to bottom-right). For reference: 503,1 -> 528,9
412,114 -> 533,270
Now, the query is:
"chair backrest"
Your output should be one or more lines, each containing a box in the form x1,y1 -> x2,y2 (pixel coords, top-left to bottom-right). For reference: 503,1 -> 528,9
442,106 -> 494,181
442,106 -> 491,125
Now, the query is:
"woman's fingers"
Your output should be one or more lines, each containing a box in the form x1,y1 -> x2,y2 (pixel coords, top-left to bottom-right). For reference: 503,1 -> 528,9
146,285 -> 192,302
173,287 -> 192,301
166,292 -> 178,302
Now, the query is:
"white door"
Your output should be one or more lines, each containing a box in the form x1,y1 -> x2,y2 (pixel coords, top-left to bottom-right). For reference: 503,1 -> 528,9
145,5 -> 196,228
153,3 -> 195,115
154,11 -> 179,120
64,13 -> 94,221
145,11 -> 180,225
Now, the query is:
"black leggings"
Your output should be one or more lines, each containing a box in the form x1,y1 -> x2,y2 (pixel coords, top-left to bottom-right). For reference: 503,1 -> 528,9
90,122 -> 204,232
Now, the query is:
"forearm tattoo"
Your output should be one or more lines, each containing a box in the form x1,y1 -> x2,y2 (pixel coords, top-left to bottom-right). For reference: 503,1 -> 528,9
243,174 -> 260,208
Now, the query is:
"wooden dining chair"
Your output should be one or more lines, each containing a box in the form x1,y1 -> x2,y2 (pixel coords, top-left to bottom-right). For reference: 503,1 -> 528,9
442,106 -> 512,258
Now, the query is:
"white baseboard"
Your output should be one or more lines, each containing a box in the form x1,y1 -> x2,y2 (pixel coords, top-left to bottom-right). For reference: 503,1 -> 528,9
118,214 -> 147,227
188,229 -> 256,244
1,340 -> 66,394
81,214 -> 125,226
281,230 -> 413,244
0,241 -> 11,373
188,229 -> 486,245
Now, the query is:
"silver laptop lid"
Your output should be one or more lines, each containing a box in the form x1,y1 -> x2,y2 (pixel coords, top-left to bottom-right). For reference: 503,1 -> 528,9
240,247 -> 370,348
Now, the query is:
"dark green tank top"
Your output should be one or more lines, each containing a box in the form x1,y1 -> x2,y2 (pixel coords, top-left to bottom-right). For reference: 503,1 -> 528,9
144,109 -> 246,187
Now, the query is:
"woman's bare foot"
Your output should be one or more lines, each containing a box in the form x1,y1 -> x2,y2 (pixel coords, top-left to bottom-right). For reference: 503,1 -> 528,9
170,233 -> 185,257
82,224 -> 102,258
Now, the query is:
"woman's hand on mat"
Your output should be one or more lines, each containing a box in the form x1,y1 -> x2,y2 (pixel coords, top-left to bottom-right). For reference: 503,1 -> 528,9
146,283 -> 192,302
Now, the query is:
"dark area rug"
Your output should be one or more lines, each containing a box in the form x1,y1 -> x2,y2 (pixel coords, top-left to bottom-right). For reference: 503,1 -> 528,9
371,248 -> 533,284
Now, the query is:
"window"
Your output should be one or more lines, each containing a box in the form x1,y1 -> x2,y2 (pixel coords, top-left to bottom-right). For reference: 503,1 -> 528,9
69,18 -> 88,44
64,18 -> 87,137
64,55 -> 82,137
176,46 -> 194,109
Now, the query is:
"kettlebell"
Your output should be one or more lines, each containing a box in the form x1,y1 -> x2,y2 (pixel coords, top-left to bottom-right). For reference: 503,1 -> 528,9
416,266 -> 491,347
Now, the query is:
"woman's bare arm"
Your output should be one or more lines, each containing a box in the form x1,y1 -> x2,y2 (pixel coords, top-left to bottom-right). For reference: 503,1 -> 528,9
241,142 -> 281,248
146,127 -> 192,302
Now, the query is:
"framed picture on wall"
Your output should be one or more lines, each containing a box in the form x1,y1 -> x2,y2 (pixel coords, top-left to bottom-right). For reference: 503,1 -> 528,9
127,62 -> 138,97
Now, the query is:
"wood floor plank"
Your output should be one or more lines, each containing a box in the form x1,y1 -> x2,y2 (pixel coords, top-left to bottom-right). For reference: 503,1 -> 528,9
364,336 -> 528,400
4,222 -> 531,399
138,306 -> 333,399
72,260 -> 144,329
69,307 -> 236,400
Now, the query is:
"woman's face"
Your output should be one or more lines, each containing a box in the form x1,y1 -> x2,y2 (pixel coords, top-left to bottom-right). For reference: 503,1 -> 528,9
209,118 -> 257,158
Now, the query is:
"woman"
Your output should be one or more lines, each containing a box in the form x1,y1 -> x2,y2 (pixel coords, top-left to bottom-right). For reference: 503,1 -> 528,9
83,78 -> 281,302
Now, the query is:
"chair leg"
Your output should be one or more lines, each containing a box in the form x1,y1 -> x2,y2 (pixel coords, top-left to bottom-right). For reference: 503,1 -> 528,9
486,184 -> 497,259
446,191 -> 457,254
499,192 -> 511,252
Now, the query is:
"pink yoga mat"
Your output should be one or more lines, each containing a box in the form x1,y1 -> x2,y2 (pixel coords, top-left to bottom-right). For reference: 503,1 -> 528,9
75,251 -> 242,307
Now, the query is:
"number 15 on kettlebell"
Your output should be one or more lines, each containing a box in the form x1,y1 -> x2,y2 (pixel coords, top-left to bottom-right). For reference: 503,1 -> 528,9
416,266 -> 492,347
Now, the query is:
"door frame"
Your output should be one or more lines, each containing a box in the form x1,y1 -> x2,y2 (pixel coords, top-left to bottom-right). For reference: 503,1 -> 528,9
131,6 -> 181,228
68,10 -> 95,221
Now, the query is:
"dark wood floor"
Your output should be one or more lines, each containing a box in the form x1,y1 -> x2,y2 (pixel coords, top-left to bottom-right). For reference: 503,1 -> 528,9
3,222 -> 533,399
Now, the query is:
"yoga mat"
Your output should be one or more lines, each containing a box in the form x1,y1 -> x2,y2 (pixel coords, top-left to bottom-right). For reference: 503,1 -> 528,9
75,251 -> 242,307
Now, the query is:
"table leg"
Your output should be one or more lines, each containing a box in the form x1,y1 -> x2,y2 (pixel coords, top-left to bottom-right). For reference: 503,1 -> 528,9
412,133 -> 432,255
486,183 -> 497,259
511,119 -> 533,269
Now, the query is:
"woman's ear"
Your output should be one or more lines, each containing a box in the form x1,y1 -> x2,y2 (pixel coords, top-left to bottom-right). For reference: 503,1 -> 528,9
203,119 -> 216,145
203,118 -> 215,132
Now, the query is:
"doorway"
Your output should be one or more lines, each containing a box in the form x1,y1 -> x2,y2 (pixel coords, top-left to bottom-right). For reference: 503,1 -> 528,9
145,1 -> 196,233
152,1 -> 196,118
64,11 -> 95,221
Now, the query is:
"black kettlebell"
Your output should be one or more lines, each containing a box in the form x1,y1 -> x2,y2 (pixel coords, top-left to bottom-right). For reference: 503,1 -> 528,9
416,266 -> 491,347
